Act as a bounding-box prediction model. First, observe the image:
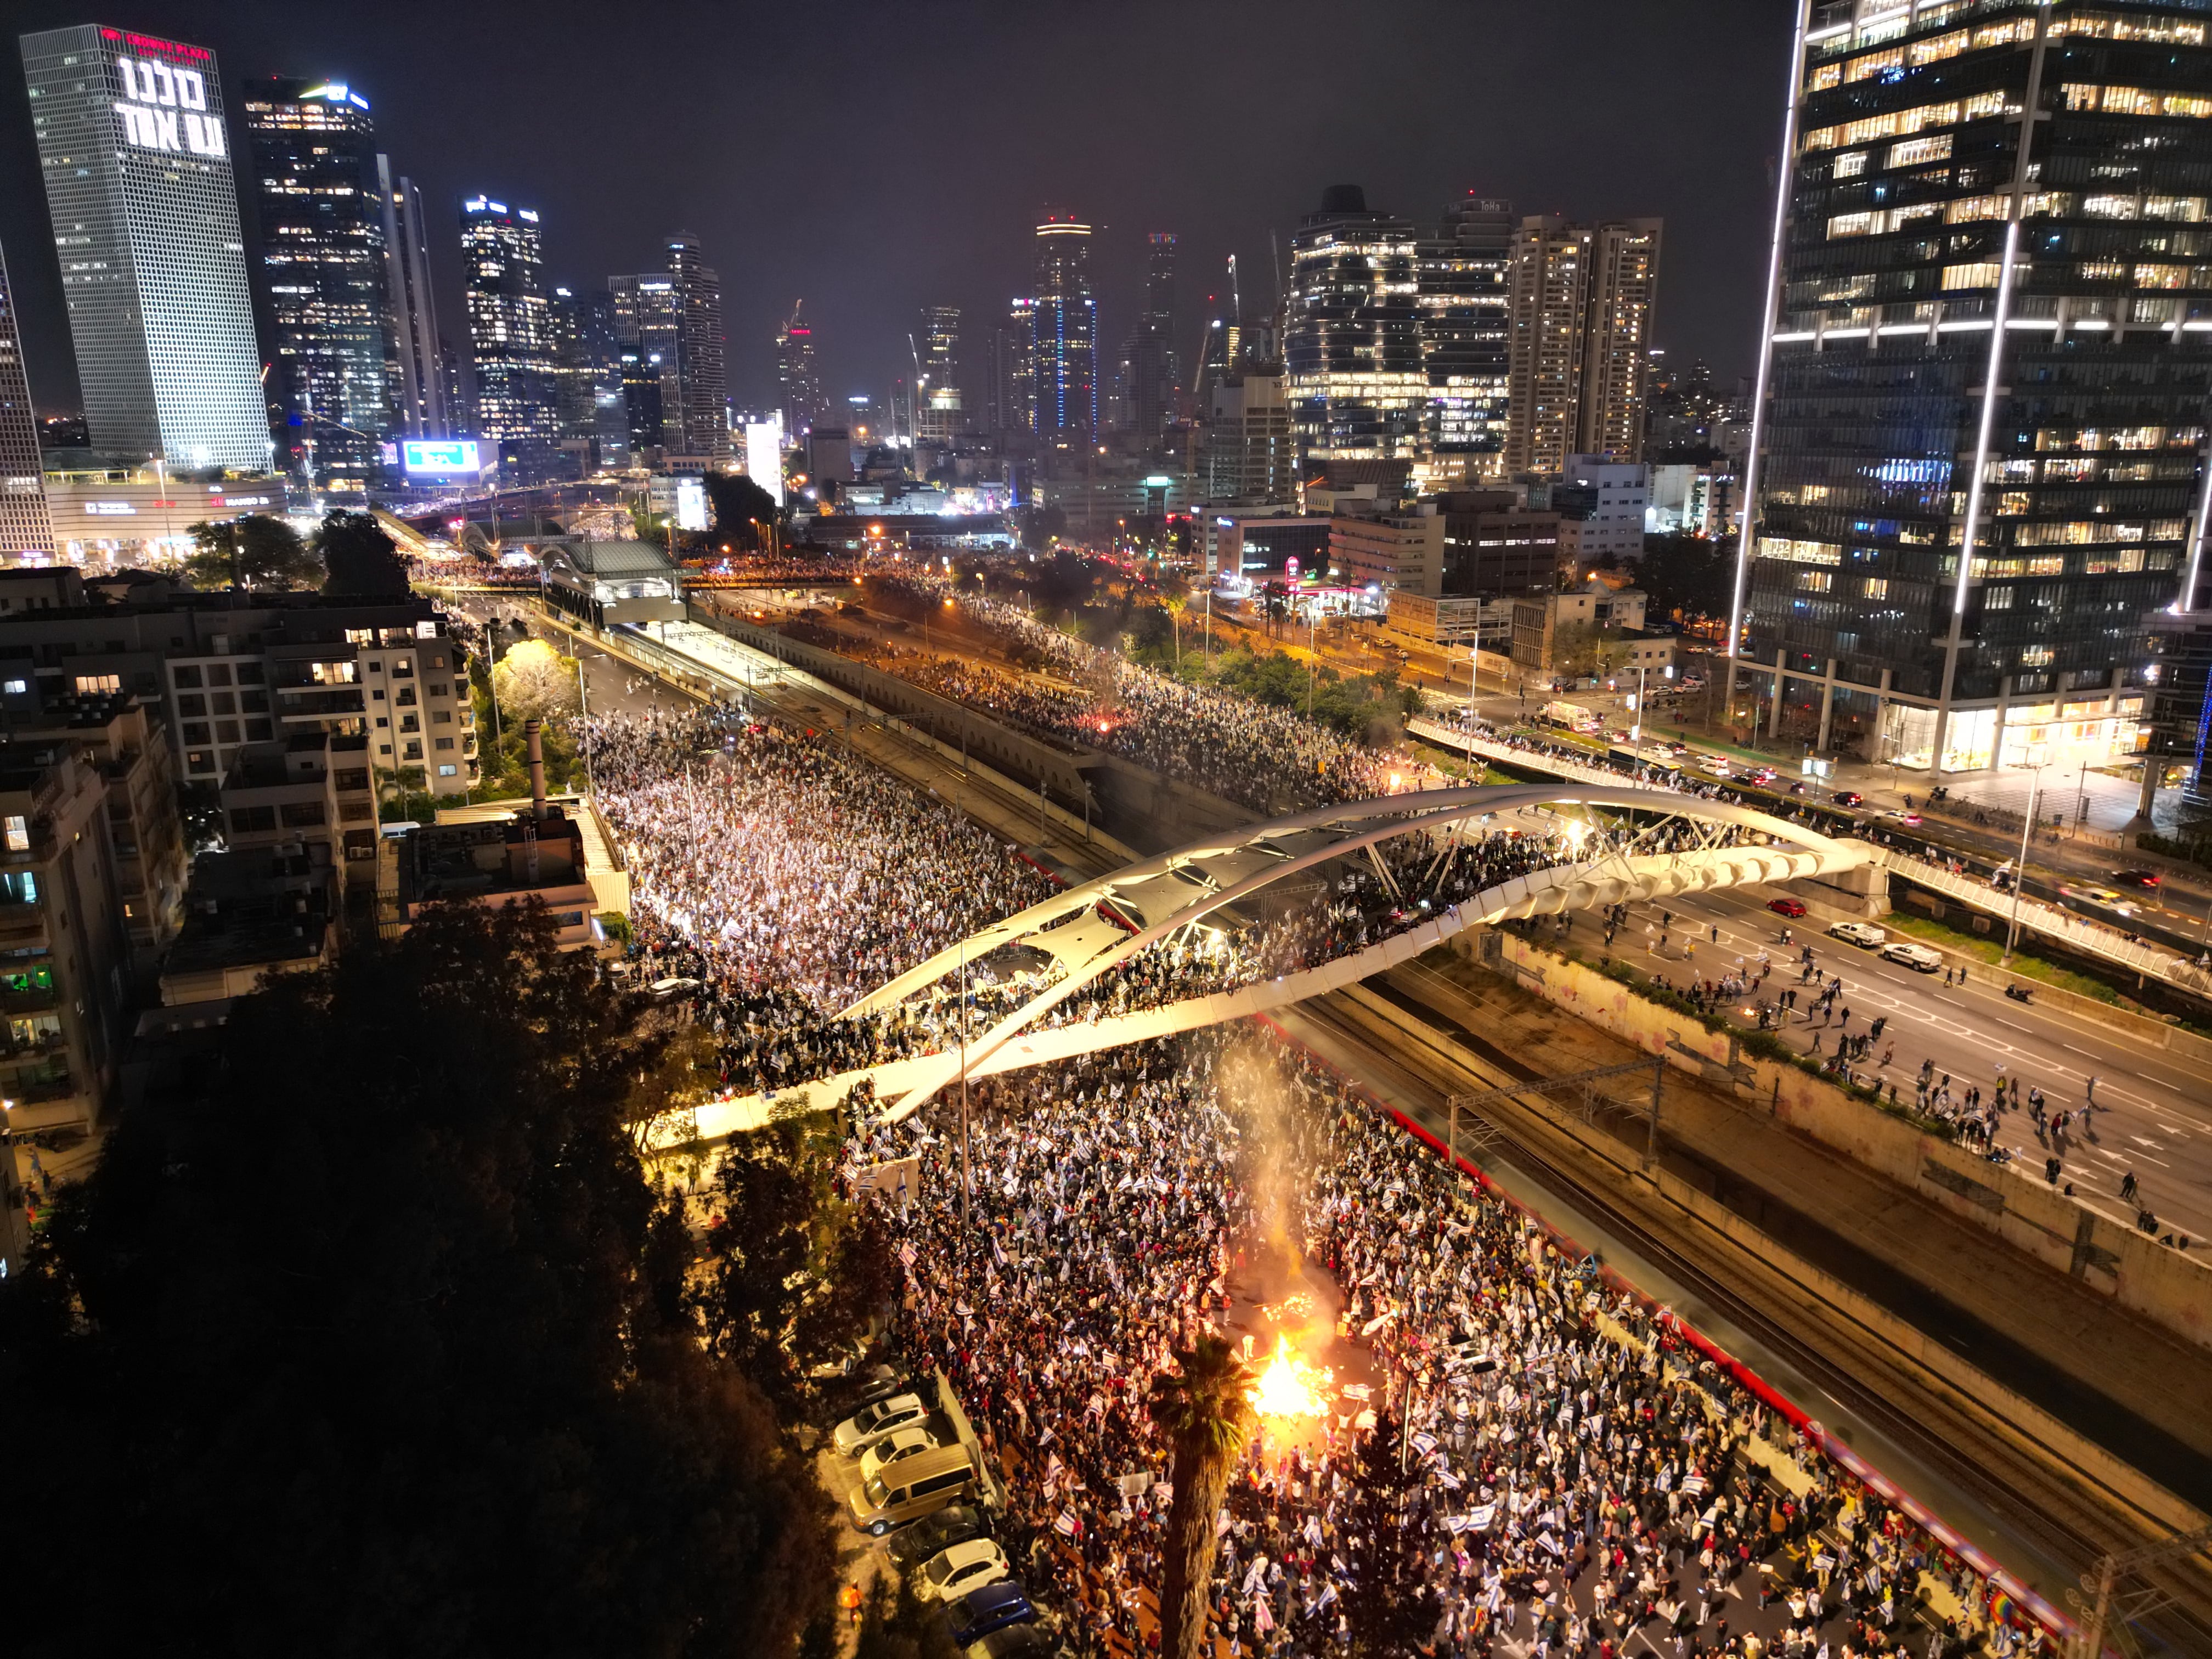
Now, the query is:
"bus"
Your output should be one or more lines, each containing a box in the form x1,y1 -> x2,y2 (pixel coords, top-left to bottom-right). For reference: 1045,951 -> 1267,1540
1539,700 -> 1602,735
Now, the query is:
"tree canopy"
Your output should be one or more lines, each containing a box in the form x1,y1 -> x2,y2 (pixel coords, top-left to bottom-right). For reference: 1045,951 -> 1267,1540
492,635 -> 583,725
703,471 -> 782,546
0,905 -> 833,1658
182,513 -> 321,591
1635,533 -> 1735,627
317,508 -> 412,596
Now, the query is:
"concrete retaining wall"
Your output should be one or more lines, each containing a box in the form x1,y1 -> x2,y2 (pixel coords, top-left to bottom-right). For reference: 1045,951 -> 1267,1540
1470,929 -> 2212,1350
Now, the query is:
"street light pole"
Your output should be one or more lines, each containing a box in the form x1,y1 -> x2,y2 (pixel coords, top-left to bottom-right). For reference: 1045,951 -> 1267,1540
2002,758 -> 2046,964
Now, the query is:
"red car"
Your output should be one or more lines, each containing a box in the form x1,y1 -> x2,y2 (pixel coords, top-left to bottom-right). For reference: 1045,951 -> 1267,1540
1767,897 -> 1807,918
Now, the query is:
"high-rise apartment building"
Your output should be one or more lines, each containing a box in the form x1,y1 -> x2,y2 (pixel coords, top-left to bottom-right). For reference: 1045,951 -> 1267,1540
377,161 -> 448,441
1285,186 -> 1426,476
0,242 -> 57,558
991,298 -> 1037,442
1733,0 -> 2211,776
1201,369 -> 1295,504
1118,232 -> 1181,442
1418,195 -> 1515,485
1503,216 -> 1662,476
242,77 -> 394,489
664,231 -> 727,460
21,25 -> 270,470
775,303 -> 823,437
460,195 -> 558,479
1031,216 -> 1098,445
917,304 -> 962,447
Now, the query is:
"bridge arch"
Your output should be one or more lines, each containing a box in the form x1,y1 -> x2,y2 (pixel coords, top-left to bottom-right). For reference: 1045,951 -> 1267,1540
642,782 -> 1876,1150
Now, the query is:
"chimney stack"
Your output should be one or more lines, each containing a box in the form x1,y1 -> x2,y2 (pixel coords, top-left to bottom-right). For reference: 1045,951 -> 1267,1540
525,718 -> 548,817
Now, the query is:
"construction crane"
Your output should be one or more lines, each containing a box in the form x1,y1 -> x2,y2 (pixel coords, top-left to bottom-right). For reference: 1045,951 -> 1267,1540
2063,1522 -> 2212,1658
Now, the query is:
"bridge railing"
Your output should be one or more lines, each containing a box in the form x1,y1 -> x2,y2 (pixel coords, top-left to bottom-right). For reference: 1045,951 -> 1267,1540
1886,849 -> 2212,997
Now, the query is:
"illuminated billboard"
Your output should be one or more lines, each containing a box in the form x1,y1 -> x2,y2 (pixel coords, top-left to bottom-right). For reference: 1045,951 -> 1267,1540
402,439 -> 482,475
744,419 -> 785,506
675,477 -> 708,532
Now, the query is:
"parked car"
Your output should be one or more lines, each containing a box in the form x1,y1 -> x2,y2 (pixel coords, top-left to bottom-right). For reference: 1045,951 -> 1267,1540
859,1426 -> 941,1485
1831,789 -> 1865,807
1881,940 -> 1944,972
833,1392 -> 930,1456
1829,921 -> 1888,948
889,1504 -> 990,1567
1767,896 -> 1808,918
946,1580 -> 1037,1649
2112,870 -> 2163,889
964,1625 -> 1060,1659
922,1538 -> 1013,1604
850,1444 -> 979,1537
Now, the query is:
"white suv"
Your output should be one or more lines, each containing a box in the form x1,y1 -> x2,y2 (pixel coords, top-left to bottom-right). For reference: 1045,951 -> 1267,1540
1881,940 -> 1944,972
1829,921 -> 1888,949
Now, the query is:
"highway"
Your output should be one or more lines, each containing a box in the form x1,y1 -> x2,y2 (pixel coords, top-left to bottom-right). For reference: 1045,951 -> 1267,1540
1602,878 -> 2212,1242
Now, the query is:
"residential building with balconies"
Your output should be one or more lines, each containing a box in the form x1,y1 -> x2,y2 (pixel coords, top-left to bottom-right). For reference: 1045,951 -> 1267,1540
0,590 -> 473,804
0,741 -> 133,1272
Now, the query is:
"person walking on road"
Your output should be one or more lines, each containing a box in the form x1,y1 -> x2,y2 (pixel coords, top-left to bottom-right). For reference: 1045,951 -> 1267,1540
2121,1170 -> 2139,1204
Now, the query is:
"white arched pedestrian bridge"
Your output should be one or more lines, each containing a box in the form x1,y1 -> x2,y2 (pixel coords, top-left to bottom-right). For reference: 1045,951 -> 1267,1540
639,783 -> 1877,1153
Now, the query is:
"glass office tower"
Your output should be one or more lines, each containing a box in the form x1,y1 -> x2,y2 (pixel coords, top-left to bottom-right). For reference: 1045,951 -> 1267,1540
1418,195 -> 1515,484
242,77 -> 394,488
1031,216 -> 1098,446
460,196 -> 557,479
0,240 -> 57,557
1285,186 -> 1426,474
21,24 -> 270,470
1734,0 -> 2212,773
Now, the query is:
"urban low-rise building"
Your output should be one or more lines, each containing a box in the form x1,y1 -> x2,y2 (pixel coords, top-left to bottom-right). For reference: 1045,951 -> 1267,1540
0,573 -> 475,802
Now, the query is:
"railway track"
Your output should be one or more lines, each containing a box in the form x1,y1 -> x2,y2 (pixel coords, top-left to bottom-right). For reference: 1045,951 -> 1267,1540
1293,987 -> 2212,1654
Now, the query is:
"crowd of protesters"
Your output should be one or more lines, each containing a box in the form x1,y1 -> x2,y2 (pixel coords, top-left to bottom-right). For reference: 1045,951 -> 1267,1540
870,1028 -> 2040,1658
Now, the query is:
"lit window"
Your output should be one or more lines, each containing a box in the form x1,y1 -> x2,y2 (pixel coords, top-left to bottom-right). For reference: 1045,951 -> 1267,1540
3,816 -> 26,853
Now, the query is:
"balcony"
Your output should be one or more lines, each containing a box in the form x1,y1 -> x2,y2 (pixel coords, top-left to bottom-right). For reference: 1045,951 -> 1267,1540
276,689 -> 366,718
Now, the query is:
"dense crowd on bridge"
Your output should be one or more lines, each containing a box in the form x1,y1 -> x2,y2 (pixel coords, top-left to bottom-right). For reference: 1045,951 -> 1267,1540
866,1028 -> 2040,1659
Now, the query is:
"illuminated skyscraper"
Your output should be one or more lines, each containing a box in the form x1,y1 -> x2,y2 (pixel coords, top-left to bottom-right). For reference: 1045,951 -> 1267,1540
664,231 -> 726,460
378,161 -> 448,440
242,76 -> 394,488
0,240 -> 57,558
775,303 -> 823,436
1031,216 -> 1097,445
991,297 -> 1036,442
1285,185 -> 1425,472
460,195 -> 558,478
1502,216 -> 1661,476
1118,232 -> 1180,442
1417,195 -> 1514,484
1732,1 -> 2210,778
21,24 -> 270,470
917,304 -> 962,447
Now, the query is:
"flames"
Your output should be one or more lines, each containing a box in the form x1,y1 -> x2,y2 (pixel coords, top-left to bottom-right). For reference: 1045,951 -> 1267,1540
1247,1336 -> 1335,1419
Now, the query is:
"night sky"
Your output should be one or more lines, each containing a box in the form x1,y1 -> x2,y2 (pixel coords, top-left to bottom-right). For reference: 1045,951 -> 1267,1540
0,0 -> 1794,421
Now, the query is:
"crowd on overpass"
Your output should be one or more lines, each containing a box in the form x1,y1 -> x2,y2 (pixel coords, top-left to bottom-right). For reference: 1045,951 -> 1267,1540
866,1028 -> 2040,1659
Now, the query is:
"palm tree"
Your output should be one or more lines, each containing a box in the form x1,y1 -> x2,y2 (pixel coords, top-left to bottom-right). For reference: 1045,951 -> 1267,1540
1147,1333 -> 1255,1659
1163,590 -> 1189,671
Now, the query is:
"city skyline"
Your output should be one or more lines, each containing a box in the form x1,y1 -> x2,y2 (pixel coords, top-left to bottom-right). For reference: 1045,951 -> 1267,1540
0,0 -> 1791,423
